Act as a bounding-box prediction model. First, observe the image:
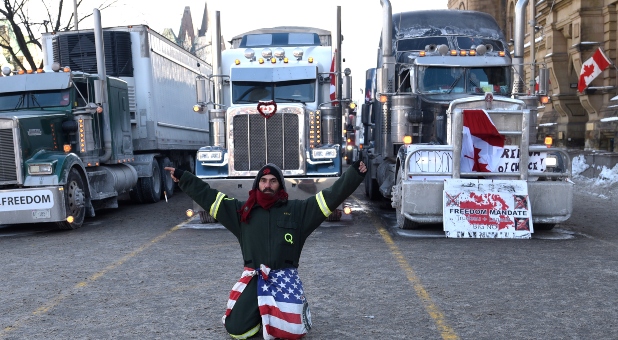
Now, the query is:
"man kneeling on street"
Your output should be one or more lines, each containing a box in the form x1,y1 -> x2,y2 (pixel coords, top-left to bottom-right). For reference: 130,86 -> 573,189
165,160 -> 367,339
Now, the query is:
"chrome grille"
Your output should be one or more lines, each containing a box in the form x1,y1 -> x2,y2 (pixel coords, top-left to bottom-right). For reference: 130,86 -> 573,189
233,113 -> 300,171
0,128 -> 18,182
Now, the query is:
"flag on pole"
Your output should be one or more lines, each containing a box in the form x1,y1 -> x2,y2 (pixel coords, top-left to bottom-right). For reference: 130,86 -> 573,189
578,48 -> 612,93
461,109 -> 505,172
330,49 -> 338,105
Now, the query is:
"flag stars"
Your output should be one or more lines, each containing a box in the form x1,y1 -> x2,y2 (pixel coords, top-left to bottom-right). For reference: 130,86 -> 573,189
261,284 -> 269,292
282,293 -> 290,299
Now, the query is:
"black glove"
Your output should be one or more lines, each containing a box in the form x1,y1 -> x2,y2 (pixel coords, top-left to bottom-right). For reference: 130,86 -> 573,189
173,168 -> 185,180
351,159 -> 365,176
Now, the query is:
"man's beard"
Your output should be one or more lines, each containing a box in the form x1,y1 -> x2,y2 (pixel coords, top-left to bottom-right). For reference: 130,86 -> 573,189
261,188 -> 275,196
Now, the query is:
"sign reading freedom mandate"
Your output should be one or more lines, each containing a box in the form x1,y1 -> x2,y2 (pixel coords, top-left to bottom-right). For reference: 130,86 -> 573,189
443,179 -> 533,239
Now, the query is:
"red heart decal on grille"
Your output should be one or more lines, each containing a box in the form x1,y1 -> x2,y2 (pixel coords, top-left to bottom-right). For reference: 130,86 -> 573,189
257,100 -> 277,119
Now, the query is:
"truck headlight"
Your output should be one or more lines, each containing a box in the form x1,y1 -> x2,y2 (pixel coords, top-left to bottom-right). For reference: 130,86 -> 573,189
545,155 -> 557,168
29,163 -> 53,175
197,151 -> 223,162
312,148 -> 337,159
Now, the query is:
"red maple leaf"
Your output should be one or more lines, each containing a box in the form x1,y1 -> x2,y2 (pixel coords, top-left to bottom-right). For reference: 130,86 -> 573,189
581,63 -> 596,78
471,147 -> 491,172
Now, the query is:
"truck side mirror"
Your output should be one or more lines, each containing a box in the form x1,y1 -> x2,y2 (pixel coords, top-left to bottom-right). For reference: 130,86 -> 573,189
94,79 -> 104,104
361,104 -> 371,125
538,68 -> 550,95
342,74 -> 352,101
196,76 -> 208,104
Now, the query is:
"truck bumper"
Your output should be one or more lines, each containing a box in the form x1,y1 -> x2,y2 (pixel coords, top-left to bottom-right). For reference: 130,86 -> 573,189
400,180 -> 574,225
0,187 -> 66,225
192,177 -> 339,212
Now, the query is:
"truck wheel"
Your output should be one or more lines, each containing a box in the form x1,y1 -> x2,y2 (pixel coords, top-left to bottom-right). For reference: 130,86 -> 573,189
365,176 -> 381,201
535,223 -> 556,231
140,158 -> 162,203
159,157 -> 174,199
364,160 -> 380,201
129,179 -> 145,203
326,209 -> 342,222
392,170 -> 418,229
199,211 -> 217,223
56,168 -> 86,230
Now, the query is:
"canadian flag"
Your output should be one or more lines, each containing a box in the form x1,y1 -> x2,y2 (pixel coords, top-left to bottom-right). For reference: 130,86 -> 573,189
578,48 -> 611,93
461,109 -> 505,172
330,49 -> 338,105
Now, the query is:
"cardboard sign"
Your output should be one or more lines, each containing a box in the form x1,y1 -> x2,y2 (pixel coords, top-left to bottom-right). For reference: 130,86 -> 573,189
443,179 -> 533,239
496,145 -> 546,173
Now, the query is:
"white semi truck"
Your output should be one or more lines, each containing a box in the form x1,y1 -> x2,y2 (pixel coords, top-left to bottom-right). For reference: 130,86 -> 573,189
191,8 -> 353,222
360,1 -> 573,235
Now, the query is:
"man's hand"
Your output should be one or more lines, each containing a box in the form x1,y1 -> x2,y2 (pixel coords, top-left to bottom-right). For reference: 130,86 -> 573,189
164,167 -> 179,183
352,160 -> 367,174
358,161 -> 367,174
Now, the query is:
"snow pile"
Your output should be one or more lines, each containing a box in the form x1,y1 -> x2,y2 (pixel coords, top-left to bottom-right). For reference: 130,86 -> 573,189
572,154 -> 618,185
571,154 -> 618,199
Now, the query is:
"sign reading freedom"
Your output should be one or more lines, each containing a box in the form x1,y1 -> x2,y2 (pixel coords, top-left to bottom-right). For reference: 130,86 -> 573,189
443,179 -> 533,239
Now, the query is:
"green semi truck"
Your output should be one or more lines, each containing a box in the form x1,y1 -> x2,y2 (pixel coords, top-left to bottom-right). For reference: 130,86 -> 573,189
0,10 -> 212,229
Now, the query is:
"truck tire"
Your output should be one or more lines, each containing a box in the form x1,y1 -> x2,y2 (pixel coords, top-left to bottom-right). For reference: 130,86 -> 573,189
159,157 -> 174,199
56,168 -> 86,230
392,170 -> 418,229
535,223 -> 556,230
326,209 -> 342,222
140,158 -> 162,203
364,158 -> 380,201
199,211 -> 217,223
129,179 -> 145,203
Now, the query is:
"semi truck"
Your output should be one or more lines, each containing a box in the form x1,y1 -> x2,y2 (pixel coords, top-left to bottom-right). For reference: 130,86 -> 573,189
0,10 -> 212,229
191,8 -> 353,222
360,1 -> 573,234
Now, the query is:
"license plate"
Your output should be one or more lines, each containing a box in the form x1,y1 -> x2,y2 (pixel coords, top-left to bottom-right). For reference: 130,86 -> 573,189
32,209 -> 51,219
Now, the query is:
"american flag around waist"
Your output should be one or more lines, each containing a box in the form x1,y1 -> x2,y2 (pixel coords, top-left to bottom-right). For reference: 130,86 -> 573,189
223,264 -> 312,339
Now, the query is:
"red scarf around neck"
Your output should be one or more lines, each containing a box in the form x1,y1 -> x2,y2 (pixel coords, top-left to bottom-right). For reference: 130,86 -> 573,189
239,189 -> 288,223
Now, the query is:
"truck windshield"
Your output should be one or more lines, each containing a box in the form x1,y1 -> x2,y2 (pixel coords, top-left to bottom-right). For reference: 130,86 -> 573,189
0,89 -> 71,111
418,66 -> 510,95
233,79 -> 316,104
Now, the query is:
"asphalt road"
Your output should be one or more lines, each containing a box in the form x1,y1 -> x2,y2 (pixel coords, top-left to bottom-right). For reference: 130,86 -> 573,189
0,177 -> 616,339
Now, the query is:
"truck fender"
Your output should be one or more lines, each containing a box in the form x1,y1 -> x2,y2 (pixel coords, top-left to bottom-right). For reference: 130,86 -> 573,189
57,154 -> 95,218
131,154 -> 159,177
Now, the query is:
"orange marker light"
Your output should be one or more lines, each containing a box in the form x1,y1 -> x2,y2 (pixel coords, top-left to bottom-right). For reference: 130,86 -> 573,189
544,136 -> 553,148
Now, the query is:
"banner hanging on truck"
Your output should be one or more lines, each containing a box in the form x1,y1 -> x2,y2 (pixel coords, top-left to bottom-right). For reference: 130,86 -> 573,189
443,179 -> 533,239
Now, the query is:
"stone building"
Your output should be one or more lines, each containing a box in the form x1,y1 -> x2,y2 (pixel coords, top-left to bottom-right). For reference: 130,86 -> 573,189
448,0 -> 618,151
162,3 -> 223,66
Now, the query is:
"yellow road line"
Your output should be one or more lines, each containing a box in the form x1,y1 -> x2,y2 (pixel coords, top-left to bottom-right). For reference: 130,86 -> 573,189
1,218 -> 192,337
352,195 -> 459,340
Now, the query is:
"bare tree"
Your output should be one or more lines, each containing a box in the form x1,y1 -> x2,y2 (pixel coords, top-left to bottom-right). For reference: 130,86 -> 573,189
0,0 -> 116,71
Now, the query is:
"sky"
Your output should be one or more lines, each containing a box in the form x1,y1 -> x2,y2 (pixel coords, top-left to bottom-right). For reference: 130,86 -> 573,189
28,0 -> 448,103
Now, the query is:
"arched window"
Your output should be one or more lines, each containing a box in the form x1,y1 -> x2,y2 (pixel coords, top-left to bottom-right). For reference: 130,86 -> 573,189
507,1 -> 516,42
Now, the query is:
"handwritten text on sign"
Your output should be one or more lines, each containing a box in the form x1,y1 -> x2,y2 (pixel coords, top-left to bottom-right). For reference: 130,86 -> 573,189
496,145 -> 546,173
